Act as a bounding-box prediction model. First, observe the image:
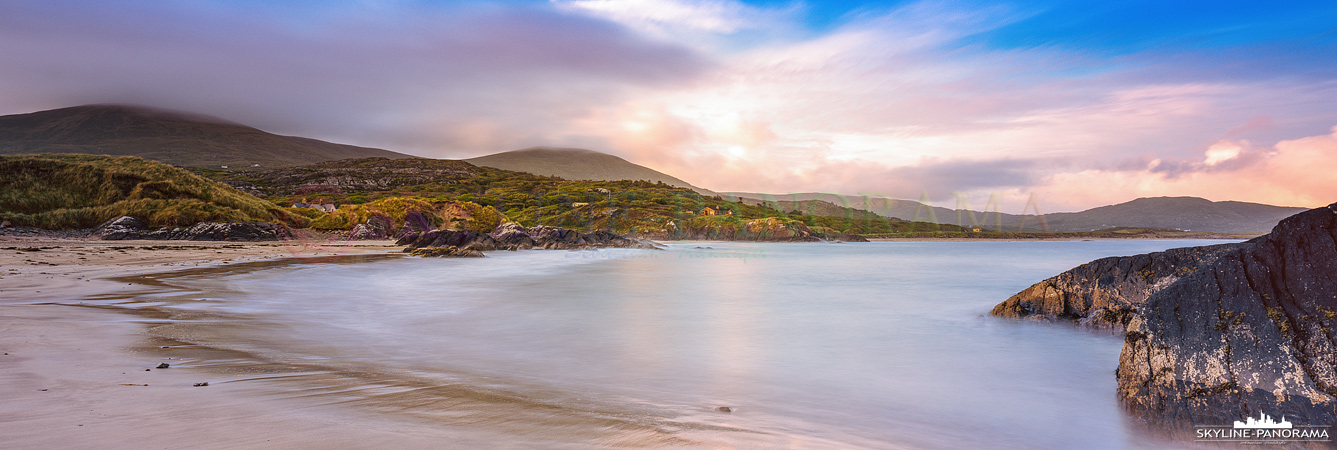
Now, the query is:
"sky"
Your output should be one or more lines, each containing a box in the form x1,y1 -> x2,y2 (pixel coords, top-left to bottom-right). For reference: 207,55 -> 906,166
2,0 -> 1336,212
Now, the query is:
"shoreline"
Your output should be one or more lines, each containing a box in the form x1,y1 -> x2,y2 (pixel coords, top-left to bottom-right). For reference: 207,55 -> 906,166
0,236 -> 729,448
864,236 -> 1252,242
0,237 -> 516,449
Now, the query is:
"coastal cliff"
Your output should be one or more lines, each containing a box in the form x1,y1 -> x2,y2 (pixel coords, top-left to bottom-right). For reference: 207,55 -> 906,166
1117,203 -> 1337,427
990,242 -> 1248,330
992,202 -> 1337,429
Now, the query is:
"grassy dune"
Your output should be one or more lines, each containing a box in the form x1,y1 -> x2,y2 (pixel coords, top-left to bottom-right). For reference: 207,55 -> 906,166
0,154 -> 306,229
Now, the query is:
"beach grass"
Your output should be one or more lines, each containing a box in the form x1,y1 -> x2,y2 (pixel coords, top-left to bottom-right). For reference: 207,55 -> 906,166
0,154 -> 306,229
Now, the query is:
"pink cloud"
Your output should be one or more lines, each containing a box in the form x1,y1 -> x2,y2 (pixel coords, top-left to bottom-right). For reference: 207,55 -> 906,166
1038,126 -> 1337,210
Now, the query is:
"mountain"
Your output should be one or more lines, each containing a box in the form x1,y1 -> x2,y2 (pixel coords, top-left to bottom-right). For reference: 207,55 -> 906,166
1041,197 -> 1305,233
725,192 -> 973,223
0,104 -> 414,169
725,193 -> 1305,233
466,147 -> 712,194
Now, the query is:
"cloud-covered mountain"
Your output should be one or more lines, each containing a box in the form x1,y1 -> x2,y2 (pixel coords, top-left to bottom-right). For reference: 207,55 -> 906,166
0,105 -> 414,169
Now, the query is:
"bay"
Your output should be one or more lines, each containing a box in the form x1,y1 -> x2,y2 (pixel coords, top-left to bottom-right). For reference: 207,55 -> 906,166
163,240 -> 1234,448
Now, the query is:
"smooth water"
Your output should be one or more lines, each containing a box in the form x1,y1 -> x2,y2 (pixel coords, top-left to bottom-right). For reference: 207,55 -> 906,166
173,240 -> 1234,448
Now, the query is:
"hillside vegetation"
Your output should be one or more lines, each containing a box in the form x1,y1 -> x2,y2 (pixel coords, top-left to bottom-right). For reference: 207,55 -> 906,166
0,153 -> 963,238
0,154 -> 305,229
206,157 -> 960,237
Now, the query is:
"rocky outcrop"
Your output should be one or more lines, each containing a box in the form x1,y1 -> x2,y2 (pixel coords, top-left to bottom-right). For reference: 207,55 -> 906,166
341,211 -> 439,241
1117,203 -> 1337,428
91,216 -> 150,240
990,242 -> 1249,330
347,214 -> 392,240
92,216 -> 290,241
394,211 -> 434,239
989,202 -> 1337,431
398,222 -> 662,253
408,246 -> 485,258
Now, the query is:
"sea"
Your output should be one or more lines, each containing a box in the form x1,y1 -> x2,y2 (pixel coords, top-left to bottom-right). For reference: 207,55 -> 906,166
123,240 -> 1238,449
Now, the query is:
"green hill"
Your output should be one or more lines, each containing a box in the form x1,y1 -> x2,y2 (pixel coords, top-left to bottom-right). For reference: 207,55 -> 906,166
192,157 -> 951,237
0,105 -> 415,169
0,154 -> 304,229
466,147 -> 713,195
1042,196 -> 1305,233
203,157 -> 489,198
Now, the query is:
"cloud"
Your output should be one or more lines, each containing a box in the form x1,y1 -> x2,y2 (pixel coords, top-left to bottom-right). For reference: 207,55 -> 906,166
554,2 -> 1331,205
0,0 -> 712,154
1039,126 -> 1337,210
556,0 -> 762,33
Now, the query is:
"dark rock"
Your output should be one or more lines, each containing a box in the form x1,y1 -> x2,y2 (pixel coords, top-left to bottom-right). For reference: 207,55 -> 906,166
990,242 -> 1248,331
489,222 -> 536,249
176,222 -> 291,241
1117,203 -> 1337,428
347,214 -> 392,240
348,224 -> 382,240
715,406 -> 732,413
156,363 -> 170,369
394,232 -> 421,246
996,202 -> 1337,431
394,211 -> 435,239
409,246 -> 485,258
91,216 -> 148,240
193,382 -> 209,387
96,219 -> 291,241
402,223 -> 662,256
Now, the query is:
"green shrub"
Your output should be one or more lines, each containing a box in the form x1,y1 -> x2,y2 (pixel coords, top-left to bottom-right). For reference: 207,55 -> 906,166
0,154 -> 305,229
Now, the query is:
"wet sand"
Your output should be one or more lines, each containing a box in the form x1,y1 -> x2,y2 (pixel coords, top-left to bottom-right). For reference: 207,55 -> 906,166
0,236 -> 730,449
0,237 -> 520,449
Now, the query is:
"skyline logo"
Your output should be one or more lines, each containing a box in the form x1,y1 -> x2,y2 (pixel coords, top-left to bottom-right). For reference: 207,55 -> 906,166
1197,411 -> 1329,444
1235,412 -> 1293,429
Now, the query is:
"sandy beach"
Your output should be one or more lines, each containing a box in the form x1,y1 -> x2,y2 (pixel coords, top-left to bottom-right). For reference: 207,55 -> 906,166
0,236 -> 523,449
1,235 -> 714,449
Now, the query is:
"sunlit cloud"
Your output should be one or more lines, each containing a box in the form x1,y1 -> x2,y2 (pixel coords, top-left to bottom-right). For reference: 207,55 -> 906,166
556,0 -> 762,33
1039,126 -> 1337,210
549,1 -> 1337,211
